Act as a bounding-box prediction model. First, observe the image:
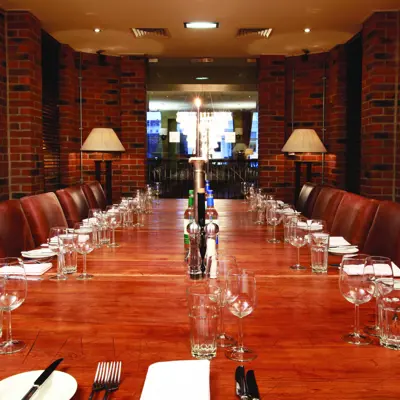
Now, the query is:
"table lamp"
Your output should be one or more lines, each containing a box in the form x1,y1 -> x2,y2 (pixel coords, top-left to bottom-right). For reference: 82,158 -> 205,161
281,129 -> 327,201
81,128 -> 126,204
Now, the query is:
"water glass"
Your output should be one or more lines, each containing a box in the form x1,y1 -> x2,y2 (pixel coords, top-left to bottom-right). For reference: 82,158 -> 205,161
187,284 -> 221,360
48,227 -> 68,281
380,288 -> 400,350
310,232 -> 330,273
60,233 -> 77,274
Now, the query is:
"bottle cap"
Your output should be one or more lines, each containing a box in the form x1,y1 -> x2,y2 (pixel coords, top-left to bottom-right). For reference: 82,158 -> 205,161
189,189 -> 194,195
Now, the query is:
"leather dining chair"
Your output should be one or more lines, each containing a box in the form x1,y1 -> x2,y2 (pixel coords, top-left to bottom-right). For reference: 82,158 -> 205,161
0,200 -> 35,257
82,181 -> 107,210
330,192 -> 379,248
362,201 -> 400,266
311,186 -> 345,231
56,186 -> 90,228
20,192 -> 68,247
296,182 -> 320,218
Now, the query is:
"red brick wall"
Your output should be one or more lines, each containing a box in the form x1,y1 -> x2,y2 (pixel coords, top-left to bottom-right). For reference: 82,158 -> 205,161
361,11 -> 400,201
7,11 -> 43,199
0,10 -> 8,201
59,44 -> 80,187
258,56 -> 292,202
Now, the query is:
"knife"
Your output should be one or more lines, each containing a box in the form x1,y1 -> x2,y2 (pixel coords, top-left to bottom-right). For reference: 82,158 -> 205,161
21,358 -> 63,400
235,366 -> 249,400
246,370 -> 260,400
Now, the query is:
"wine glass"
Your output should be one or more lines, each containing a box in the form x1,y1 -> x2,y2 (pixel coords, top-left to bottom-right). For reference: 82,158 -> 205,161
0,258 -> 27,354
154,182 -> 161,205
306,219 -> 328,245
73,223 -> 95,280
339,256 -> 375,345
48,227 -> 68,281
225,269 -> 257,362
266,201 -> 281,243
206,254 -> 238,348
364,256 -> 394,336
106,206 -> 122,247
288,216 -> 309,270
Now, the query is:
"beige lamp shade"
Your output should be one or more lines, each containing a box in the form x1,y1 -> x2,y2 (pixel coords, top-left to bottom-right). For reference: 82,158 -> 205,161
281,129 -> 327,153
81,128 -> 126,152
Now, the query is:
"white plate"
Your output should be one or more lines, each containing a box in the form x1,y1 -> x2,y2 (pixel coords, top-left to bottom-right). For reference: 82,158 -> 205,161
0,370 -> 77,400
21,250 -> 56,259
329,247 -> 359,255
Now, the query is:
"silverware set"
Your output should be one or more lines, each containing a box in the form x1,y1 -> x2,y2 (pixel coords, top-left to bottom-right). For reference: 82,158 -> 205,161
235,366 -> 260,400
88,361 -> 122,400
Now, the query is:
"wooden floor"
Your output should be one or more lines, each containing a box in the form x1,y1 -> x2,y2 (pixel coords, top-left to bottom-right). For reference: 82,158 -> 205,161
1,199 -> 399,399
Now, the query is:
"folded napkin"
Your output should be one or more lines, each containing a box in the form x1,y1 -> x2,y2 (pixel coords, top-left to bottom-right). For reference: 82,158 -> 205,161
329,237 -> 351,248
21,249 -> 56,258
140,360 -> 210,400
0,263 -> 52,276
297,221 -> 323,231
344,262 -> 400,277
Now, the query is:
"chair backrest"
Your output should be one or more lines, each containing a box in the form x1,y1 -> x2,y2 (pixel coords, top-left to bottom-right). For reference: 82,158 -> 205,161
20,192 -> 68,247
296,182 -> 319,218
311,186 -> 345,231
82,181 -> 107,210
363,201 -> 400,266
330,192 -> 379,248
56,186 -> 89,228
0,200 -> 35,257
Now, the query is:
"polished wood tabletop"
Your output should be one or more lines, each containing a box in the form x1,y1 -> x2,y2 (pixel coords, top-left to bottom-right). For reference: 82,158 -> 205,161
1,199 -> 399,399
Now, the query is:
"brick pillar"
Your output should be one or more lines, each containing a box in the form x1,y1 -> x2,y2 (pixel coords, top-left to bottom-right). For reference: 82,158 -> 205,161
119,56 -> 147,197
258,56 -> 291,202
7,11 -> 43,198
59,44 -> 80,187
0,10 -> 7,201
361,11 -> 400,200
326,45 -> 347,189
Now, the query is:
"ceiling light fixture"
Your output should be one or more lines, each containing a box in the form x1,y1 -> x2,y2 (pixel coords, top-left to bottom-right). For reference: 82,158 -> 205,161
184,22 -> 219,29
93,28 -> 102,33
304,28 -> 311,33
195,77 -> 209,80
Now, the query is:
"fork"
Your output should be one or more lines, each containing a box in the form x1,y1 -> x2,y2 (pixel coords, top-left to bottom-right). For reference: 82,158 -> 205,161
103,361 -> 122,400
88,362 -> 109,400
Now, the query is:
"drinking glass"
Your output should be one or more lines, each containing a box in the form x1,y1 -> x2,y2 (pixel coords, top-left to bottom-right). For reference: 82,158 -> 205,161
283,212 -> 297,243
306,219 -> 328,245
106,206 -> 121,247
364,256 -> 393,336
154,182 -> 161,205
73,223 -> 95,280
225,270 -> 257,362
187,284 -> 221,360
254,194 -> 266,225
266,201 -> 281,243
0,258 -> 27,354
339,257 -> 375,345
206,254 -> 238,348
240,182 -> 248,203
48,227 -> 68,281
288,216 -> 308,270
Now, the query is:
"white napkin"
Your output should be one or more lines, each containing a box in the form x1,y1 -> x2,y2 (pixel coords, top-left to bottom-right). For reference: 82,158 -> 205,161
0,263 -> 52,276
329,237 -> 351,247
21,249 -> 56,257
297,221 -> 324,231
344,262 -> 400,277
140,360 -> 210,400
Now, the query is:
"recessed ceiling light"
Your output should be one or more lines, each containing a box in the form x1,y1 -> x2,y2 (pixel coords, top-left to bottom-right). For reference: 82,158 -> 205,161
184,22 -> 219,29
304,28 -> 311,33
196,76 -> 209,80
93,28 -> 102,33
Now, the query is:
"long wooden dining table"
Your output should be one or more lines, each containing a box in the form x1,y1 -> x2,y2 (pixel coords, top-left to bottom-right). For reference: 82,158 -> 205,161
1,199 -> 400,399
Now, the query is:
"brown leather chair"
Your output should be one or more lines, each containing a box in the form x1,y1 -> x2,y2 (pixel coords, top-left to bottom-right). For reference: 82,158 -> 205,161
330,192 -> 379,248
296,182 -> 320,218
0,200 -> 35,257
82,181 -> 107,210
20,192 -> 68,247
363,201 -> 400,266
56,186 -> 90,228
311,186 -> 345,231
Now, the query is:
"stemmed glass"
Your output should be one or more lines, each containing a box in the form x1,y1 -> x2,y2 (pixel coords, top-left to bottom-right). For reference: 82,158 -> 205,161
267,201 -> 281,243
0,258 -> 27,354
288,216 -> 308,270
339,256 -> 375,345
254,194 -> 266,225
364,256 -> 394,336
106,206 -> 121,247
154,182 -> 161,205
73,223 -> 95,280
306,219 -> 327,244
225,269 -> 257,362
206,254 -> 237,348
240,182 -> 248,203
48,227 -> 68,281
